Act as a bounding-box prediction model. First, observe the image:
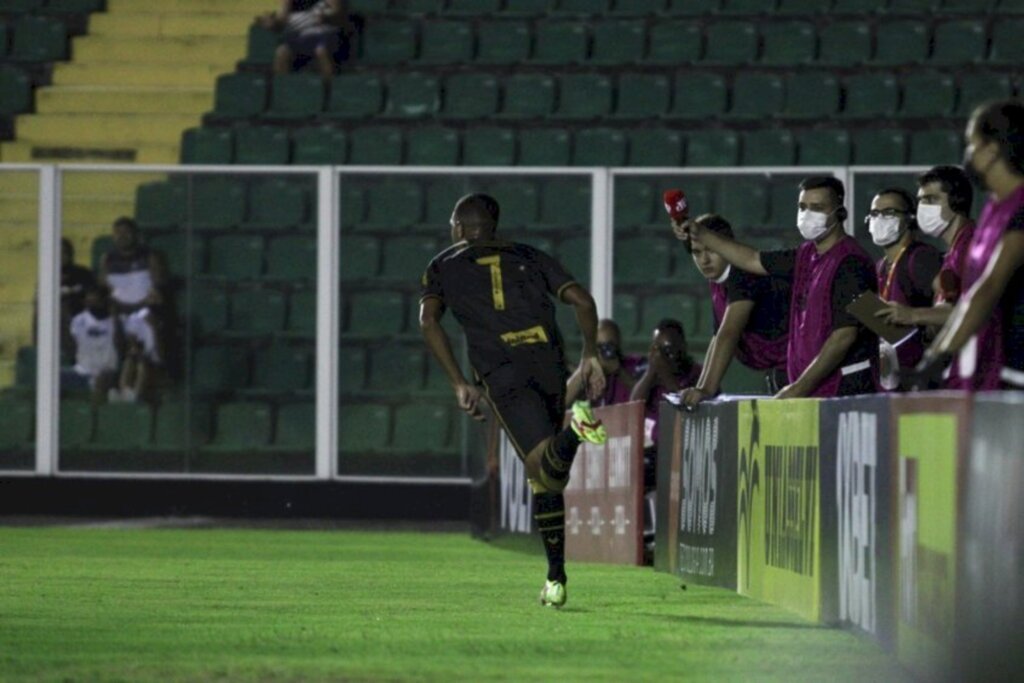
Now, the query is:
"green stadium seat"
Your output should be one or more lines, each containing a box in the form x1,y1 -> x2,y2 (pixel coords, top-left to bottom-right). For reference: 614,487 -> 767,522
380,236 -> 438,281
796,128 -> 851,165
91,235 -> 114,272
998,0 -> 1024,12
323,73 -> 383,120
665,0 -> 720,11
530,22 -> 588,64
616,237 -> 672,284
443,72 -> 499,119
674,177 -> 714,215
392,403 -> 452,453
264,74 -> 324,121
728,73 -> 784,120
646,20 -> 702,63
188,177 -> 246,231
0,22 -> 8,58
554,0 -> 610,13
205,402 -> 272,451
211,73 -> 267,120
11,16 -> 67,62
188,285 -> 229,337
475,20 -> 531,64
383,72 -> 441,118
339,345 -> 368,395
360,179 -> 423,230
832,0 -> 881,10
503,0 -> 554,15
931,20 -> 987,65
391,0 -> 443,12
767,178 -> 800,227
539,178 -> 590,228
955,72 -> 1013,117
406,126 -> 460,165
556,236 -> 589,283
341,183 -> 365,226
244,25 -> 277,66
518,128 -> 571,166
447,0 -> 502,13
989,19 -> 1024,63
638,294 -> 700,341
462,126 -> 516,165
361,20 -> 417,64
419,177 -> 468,227
0,399 -> 32,452
367,344 -> 424,392
149,233 -> 206,277
230,287 -> 287,335
234,125 -> 290,165
612,292 -> 639,339
59,401 -> 94,449
180,127 -> 233,164
272,402 -> 315,451
590,20 -> 645,64
842,72 -> 899,119
555,73 -> 612,119
415,20 -> 473,64
871,21 -> 928,65
852,128 -> 907,164
348,126 -> 403,165
667,72 -> 727,120
718,0 -> 770,12
2,0 -> 45,12
899,71 -> 955,118
265,236 -> 316,281
939,0 -> 995,12
573,128 -> 627,166
716,178 -> 769,227
340,235 -> 381,281
614,178 -> 655,228
244,178 -> 308,231
776,0 -> 831,12
818,21 -> 871,66
15,347 -> 35,389
613,73 -> 670,119
47,0 -> 104,11
151,402 -> 210,451
702,21 -> 757,64
628,129 -> 683,167
741,129 -> 796,166
782,71 -> 840,119
497,73 -> 555,119
292,126 -> 348,164
339,403 -> 390,454
909,129 -> 961,165
760,21 -> 815,65
489,179 -> 539,227
208,235 -> 264,280
610,0 -> 665,14
886,0 -> 936,10
286,289 -> 316,337
251,345 -> 311,394
0,65 -> 31,115
87,403 -> 152,451
685,130 -> 740,166
346,290 -> 406,337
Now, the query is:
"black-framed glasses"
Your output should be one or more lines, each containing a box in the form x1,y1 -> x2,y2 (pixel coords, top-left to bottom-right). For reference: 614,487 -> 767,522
866,208 -> 909,219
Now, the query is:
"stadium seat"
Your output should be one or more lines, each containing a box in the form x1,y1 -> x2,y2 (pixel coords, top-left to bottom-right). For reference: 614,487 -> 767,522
338,345 -> 368,395
87,403 -> 152,451
518,128 -> 571,166
244,25 -> 277,66
383,73 -> 441,118
871,20 -> 928,65
666,72 -> 727,120
909,129 -> 961,165
741,129 -> 796,166
674,177 -> 714,215
234,125 -> 290,165
638,293 -> 700,340
443,72 -> 500,119
15,347 -> 35,390
940,0 -> 996,12
646,20 -> 702,63
266,236 -> 316,281
59,401 -> 94,449
150,402 -> 210,451
0,65 -> 31,115
832,0 -> 881,10
612,292 -> 639,339
989,19 -> 1024,63
776,0 -> 831,12
447,0 -> 502,13
47,0 -> 103,12
573,128 -> 627,166
590,20 -> 645,64
360,179 -> 424,230
340,183 -> 365,226
10,16 -> 67,62
475,20 -> 531,64
188,177 -> 246,231
716,177 -> 769,227
392,0 -> 443,11
346,290 -> 405,337
338,403 -> 390,453
554,0 -> 610,13
955,72 -> 1013,116
251,345 -> 311,394
997,0 -> 1024,11
628,128 -> 684,167
420,177 -> 468,227
613,73 -> 670,119
782,71 -> 840,119
539,178 -> 590,228
380,237 -> 438,281
462,126 -> 516,165
702,21 -> 758,64
718,0 -> 769,12
886,0 -> 936,11
149,233 -> 206,278
286,289 -> 316,337
208,235 -> 264,280
340,235 -> 381,281
180,127 -> 233,165
497,73 -> 556,119
188,285 -> 229,337
0,399 -> 32,452
264,74 -> 324,121
348,126 -> 403,165
842,72 -> 899,119
0,22 -> 8,59
367,344 -> 425,393
211,73 -> 267,120
614,178 -> 655,228
244,179 -> 308,232
685,130 -> 740,166
416,20 -> 474,64
818,21 -> 871,66
361,20 -> 417,64
611,0 -> 665,13
615,237 -> 672,284
488,179 -> 538,227
2,0 -> 45,12
728,73 -> 784,120
554,236 -> 589,283
796,128 -> 852,165
931,19 -> 987,65
899,71 -> 955,119
205,402 -> 273,451
230,287 -> 287,335
530,22 -> 588,64
759,21 -> 815,65
767,178 -> 800,227
406,126 -> 460,165
852,128 -> 908,164
272,402 -> 315,451
392,403 -> 452,453
323,73 -> 383,119
91,235 -> 114,273
555,73 -> 613,119
292,126 -> 348,164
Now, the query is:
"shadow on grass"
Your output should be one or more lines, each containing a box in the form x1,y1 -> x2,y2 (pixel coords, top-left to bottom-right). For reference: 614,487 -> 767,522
637,613 -> 822,630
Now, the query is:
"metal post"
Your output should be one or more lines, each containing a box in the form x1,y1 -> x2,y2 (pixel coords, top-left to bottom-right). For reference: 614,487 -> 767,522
35,166 -> 59,476
589,168 -> 613,318
315,168 -> 339,480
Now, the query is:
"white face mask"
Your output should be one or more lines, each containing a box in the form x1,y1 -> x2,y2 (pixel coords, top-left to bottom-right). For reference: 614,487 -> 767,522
916,203 -> 951,237
796,209 -> 831,241
869,215 -> 903,246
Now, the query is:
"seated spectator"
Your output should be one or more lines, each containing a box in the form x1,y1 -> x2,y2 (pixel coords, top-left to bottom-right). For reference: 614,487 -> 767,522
257,0 -> 354,81
566,319 -> 642,406
111,308 -> 165,405
99,217 -> 167,316
671,213 -> 791,407
61,285 -> 120,404
865,188 -> 941,391
59,238 -> 96,360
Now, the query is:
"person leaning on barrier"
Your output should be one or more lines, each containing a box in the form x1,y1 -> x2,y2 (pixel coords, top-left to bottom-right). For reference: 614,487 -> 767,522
565,318 -> 643,407
678,176 -> 879,399
670,213 -> 791,406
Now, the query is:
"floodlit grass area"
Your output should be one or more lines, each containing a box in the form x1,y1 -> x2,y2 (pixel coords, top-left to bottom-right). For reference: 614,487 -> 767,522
0,527 -> 909,682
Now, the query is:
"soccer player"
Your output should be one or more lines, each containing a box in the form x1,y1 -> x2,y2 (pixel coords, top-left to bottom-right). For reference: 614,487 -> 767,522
670,213 -> 791,405
679,177 -> 878,398
419,193 -> 608,608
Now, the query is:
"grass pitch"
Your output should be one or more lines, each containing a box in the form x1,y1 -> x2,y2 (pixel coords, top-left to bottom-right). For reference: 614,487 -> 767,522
0,526 -> 909,682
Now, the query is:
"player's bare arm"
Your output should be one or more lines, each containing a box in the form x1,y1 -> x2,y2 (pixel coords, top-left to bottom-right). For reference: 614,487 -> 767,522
676,219 -> 768,277
419,296 -> 484,421
561,284 -> 605,401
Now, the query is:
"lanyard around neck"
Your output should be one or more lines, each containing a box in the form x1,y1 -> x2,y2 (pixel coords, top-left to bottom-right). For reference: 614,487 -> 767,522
882,242 -> 912,301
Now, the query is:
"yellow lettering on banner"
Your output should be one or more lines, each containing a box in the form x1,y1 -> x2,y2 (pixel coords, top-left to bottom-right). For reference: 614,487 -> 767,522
500,325 -> 549,347
475,255 -> 505,310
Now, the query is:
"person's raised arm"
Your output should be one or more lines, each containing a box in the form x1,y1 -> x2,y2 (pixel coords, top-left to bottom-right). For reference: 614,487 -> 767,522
561,284 -> 605,400
682,300 -> 753,408
674,219 -> 768,276
776,326 -> 857,399
419,297 -> 483,421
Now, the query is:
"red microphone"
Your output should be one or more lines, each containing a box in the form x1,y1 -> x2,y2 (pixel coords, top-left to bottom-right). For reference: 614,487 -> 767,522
663,189 -> 689,223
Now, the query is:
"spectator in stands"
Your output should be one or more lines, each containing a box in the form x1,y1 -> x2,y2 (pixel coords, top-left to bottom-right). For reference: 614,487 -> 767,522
99,217 -> 167,316
59,238 -> 96,360
111,308 -> 165,404
680,176 -> 878,398
917,99 -> 1024,390
257,0 -> 354,81
671,213 -> 791,405
566,319 -> 642,406
62,285 -> 120,404
865,188 -> 942,391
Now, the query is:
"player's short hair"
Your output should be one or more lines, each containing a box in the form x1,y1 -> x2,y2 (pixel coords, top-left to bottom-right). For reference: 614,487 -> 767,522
655,318 -> 686,341
112,216 -> 138,233
684,213 -> 733,254
454,193 -> 500,229
917,165 -> 973,216
970,99 -> 1024,175
799,176 -> 846,208
598,318 -> 621,337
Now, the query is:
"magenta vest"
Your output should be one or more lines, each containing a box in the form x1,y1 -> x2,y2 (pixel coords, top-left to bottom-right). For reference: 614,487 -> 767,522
709,282 -> 788,371
936,222 -> 975,305
788,237 -> 875,397
876,241 -> 937,382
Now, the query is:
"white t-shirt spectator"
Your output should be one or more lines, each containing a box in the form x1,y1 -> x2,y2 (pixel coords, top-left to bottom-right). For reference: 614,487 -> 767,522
69,310 -> 119,377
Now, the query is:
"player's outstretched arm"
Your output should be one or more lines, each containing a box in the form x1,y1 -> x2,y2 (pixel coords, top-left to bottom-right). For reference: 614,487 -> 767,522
419,297 -> 483,420
677,219 -> 768,276
561,284 -> 605,401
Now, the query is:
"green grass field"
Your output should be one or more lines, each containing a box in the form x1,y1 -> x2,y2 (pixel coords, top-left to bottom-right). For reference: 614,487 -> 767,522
0,526 -> 909,682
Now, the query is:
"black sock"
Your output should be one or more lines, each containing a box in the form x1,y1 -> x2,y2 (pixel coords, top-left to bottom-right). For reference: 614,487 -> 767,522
533,491 -> 567,583
539,427 -> 582,490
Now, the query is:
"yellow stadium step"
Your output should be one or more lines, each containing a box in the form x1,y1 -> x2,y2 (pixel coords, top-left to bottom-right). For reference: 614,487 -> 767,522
0,223 -> 38,251
1,140 -> 181,165
15,114 -> 199,146
53,62 -> 226,88
0,198 -> 134,224
72,35 -> 246,65
63,172 -> 167,198
36,86 -> 213,115
107,0 -> 272,12
0,172 -> 42,195
89,12 -> 259,38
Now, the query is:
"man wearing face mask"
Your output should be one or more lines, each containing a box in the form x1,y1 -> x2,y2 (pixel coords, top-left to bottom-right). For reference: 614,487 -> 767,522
566,319 -> 642,406
866,188 -> 942,391
917,99 -> 1024,391
679,176 -> 878,399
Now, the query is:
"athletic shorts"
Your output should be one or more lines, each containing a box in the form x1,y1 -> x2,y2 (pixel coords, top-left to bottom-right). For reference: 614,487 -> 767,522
479,357 -> 568,460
